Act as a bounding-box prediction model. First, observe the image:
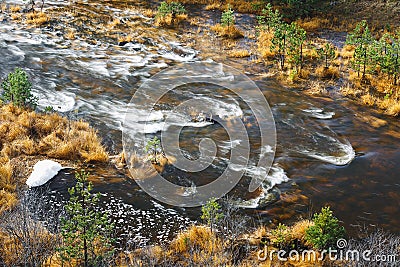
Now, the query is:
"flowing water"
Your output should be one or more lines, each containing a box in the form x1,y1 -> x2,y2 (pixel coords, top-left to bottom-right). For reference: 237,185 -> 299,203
1,0 -> 399,246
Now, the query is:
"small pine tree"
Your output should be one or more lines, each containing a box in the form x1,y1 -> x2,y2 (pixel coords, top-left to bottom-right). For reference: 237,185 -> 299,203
271,223 -> 291,250
201,198 -> 224,233
377,32 -> 400,85
270,22 -> 289,70
1,67 -> 38,108
157,1 -> 186,24
221,5 -> 235,27
305,206 -> 346,250
346,20 -> 375,80
59,170 -> 114,267
144,136 -> 162,164
317,42 -> 336,68
287,22 -> 307,71
257,3 -> 282,32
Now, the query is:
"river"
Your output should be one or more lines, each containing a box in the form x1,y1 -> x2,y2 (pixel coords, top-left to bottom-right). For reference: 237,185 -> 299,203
1,0 -> 399,247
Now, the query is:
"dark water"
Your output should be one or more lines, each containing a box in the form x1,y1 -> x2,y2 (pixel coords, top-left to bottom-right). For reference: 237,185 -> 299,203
0,0 -> 399,246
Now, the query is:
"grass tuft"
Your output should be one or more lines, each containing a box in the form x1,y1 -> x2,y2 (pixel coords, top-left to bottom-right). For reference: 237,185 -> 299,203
210,24 -> 243,39
25,12 -> 49,26
229,49 -> 250,58
315,65 -> 340,79
257,30 -> 275,59
296,17 -> 330,32
10,5 -> 21,13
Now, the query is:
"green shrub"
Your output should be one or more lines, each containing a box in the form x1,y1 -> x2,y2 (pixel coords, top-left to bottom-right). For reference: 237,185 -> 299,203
271,223 -> 292,249
305,206 -> 346,250
287,22 -> 307,71
221,5 -> 235,27
258,4 -> 306,71
257,3 -> 282,31
157,1 -> 186,18
317,42 -> 336,68
145,136 -> 162,164
376,32 -> 400,85
346,20 -> 375,80
201,198 -> 224,233
1,67 -> 37,108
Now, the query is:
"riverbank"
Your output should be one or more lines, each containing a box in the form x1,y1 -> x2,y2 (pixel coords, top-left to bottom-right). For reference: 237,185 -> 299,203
0,104 -> 108,214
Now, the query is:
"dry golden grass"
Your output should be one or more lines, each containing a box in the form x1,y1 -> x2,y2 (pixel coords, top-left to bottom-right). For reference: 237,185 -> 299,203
258,30 -> 275,59
119,219 -> 331,266
0,223 -> 58,266
340,83 -> 361,97
65,29 -> 75,40
296,17 -> 330,32
142,9 -> 156,18
378,98 -> 400,116
290,219 -> 314,244
26,12 -> 49,26
298,68 -> 311,79
229,49 -> 250,58
11,138 -> 37,157
386,101 -> 400,116
0,105 -> 108,163
0,190 -> 18,214
126,151 -> 176,181
10,5 -> 21,13
344,67 -> 400,116
340,45 -> 355,59
370,76 -> 397,94
315,65 -> 340,79
205,3 -> 221,10
210,24 -> 243,39
361,93 -> 375,106
107,18 -> 120,29
348,71 -> 363,88
0,104 -> 108,214
117,35 -> 134,44
302,46 -> 319,60
117,224 -> 227,266
11,13 -> 22,21
0,230 -> 19,266
155,13 -> 188,27
168,225 -> 227,265
306,81 -> 325,95
0,162 -> 16,192
170,225 -> 213,254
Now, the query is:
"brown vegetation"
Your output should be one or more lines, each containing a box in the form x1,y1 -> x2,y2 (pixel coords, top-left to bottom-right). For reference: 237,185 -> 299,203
26,12 -> 49,26
315,65 -> 340,79
296,17 -> 331,32
9,5 -> 21,13
257,30 -> 275,59
211,24 -> 243,39
0,104 -> 108,214
155,13 -> 188,27
0,218 -> 58,266
229,49 -> 250,58
118,219 -> 337,266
